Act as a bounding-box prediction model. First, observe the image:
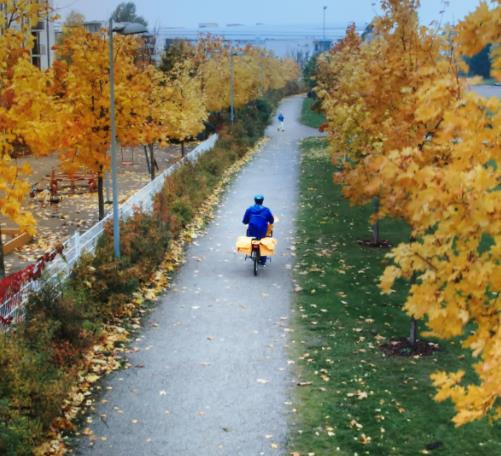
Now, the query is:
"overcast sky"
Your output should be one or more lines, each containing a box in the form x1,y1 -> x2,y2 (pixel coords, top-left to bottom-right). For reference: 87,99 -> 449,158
53,0 -> 483,28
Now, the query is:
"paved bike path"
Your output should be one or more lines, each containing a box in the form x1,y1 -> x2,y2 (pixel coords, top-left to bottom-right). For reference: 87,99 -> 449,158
78,95 -> 320,455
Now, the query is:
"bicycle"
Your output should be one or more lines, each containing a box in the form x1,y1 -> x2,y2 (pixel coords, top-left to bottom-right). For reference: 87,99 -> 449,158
250,239 -> 262,276
236,225 -> 276,277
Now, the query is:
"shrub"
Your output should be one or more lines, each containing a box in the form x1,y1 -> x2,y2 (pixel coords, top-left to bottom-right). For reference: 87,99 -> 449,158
23,281 -> 87,350
0,332 -> 69,456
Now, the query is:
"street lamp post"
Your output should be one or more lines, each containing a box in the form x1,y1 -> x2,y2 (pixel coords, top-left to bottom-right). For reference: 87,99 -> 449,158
323,5 -> 327,41
259,51 -> 265,97
228,48 -> 243,125
229,48 -> 235,125
108,19 -> 148,259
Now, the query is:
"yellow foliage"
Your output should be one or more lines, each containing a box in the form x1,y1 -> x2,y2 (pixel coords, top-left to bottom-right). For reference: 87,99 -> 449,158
197,38 -> 298,112
457,0 -> 501,81
2,17 -> 295,233
52,28 -> 148,176
164,61 -> 207,142
318,0 -> 501,424
0,0 -> 59,232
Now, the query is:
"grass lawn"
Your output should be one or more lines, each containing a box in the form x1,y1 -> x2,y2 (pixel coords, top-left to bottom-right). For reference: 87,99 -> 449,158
471,77 -> 499,86
301,97 -> 326,129
287,137 -> 501,456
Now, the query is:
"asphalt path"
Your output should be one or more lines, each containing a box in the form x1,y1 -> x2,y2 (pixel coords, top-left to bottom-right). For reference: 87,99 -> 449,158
470,84 -> 501,98
76,95 -> 320,455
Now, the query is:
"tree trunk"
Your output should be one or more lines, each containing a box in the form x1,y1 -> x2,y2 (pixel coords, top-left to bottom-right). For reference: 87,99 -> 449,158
181,141 -> 185,157
97,171 -> 105,221
372,197 -> 380,244
104,172 -> 112,203
408,249 -> 418,347
144,145 -> 151,176
0,225 -> 5,279
409,317 -> 418,347
148,144 -> 155,180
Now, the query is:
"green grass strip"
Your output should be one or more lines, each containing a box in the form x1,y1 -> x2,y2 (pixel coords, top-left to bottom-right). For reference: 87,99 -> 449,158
301,97 -> 325,129
288,137 -> 501,456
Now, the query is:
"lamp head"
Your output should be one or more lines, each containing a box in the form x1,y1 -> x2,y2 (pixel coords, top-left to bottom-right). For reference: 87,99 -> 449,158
112,22 -> 148,35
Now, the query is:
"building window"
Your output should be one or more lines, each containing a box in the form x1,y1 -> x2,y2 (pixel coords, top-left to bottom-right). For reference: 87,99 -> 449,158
32,31 -> 42,67
33,20 -> 45,30
32,31 -> 41,55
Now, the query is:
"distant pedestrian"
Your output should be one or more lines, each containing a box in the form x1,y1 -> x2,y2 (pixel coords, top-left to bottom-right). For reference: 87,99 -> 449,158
277,112 -> 285,131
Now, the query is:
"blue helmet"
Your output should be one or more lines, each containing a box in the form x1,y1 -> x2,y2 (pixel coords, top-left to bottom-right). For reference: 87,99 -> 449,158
254,194 -> 264,204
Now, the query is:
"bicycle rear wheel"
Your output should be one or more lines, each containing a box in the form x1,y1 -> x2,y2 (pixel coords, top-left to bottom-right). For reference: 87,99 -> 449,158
253,252 -> 259,276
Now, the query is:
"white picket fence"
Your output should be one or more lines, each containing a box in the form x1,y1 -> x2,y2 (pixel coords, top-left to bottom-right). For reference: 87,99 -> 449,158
0,135 -> 218,325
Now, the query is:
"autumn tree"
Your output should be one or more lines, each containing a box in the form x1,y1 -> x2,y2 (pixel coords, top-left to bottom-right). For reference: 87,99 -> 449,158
51,28 -> 295,222
315,23 -> 364,163
64,9 -> 85,27
318,1 -> 458,244
247,46 -> 299,95
132,66 -> 176,179
318,0 -> 501,424
130,40 -> 207,177
197,37 -> 298,118
317,2 -> 465,349
303,54 -> 320,91
163,61 -> 207,157
197,40 -> 234,114
55,9 -> 85,45
0,0 -> 60,277
457,0 -> 500,81
159,37 -> 297,152
316,0 -> 501,425
159,41 -> 207,158
380,0 -> 501,425
111,1 -> 147,26
52,27 -> 148,219
159,40 -> 196,74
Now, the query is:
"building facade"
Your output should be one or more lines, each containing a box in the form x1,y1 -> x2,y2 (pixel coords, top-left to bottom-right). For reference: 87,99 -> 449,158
0,0 -> 55,69
160,24 -> 357,67
31,0 -> 56,69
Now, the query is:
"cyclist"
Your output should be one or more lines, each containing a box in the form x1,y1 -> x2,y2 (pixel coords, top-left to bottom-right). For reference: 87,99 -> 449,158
242,194 -> 274,265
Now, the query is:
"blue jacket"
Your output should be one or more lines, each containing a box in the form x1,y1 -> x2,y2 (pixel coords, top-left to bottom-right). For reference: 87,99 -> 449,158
243,204 -> 274,239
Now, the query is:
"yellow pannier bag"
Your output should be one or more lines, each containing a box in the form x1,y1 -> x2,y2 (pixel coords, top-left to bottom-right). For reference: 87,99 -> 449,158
236,236 -> 253,255
260,237 -> 277,256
